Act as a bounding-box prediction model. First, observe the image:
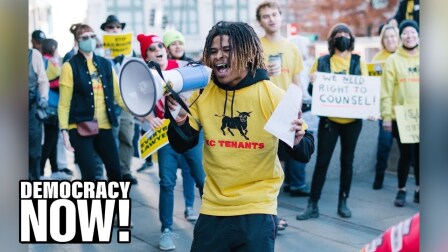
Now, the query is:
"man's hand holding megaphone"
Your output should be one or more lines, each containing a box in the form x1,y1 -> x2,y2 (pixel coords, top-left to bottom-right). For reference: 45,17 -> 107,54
166,94 -> 189,125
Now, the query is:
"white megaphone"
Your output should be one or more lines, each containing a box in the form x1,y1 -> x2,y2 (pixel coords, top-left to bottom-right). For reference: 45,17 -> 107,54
119,58 -> 212,117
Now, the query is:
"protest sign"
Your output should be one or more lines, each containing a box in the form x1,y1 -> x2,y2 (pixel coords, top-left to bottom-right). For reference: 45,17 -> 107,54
367,62 -> 385,76
395,104 -> 419,143
311,72 -> 381,119
138,119 -> 170,159
103,32 -> 133,58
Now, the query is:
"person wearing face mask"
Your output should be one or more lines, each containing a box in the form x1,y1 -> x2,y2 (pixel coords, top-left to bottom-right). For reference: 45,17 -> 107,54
371,24 -> 400,190
58,23 -> 126,181
137,33 -> 206,251
381,20 -> 420,207
297,23 -> 368,221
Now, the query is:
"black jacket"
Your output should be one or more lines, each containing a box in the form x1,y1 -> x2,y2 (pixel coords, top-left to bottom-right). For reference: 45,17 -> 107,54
68,52 -> 118,126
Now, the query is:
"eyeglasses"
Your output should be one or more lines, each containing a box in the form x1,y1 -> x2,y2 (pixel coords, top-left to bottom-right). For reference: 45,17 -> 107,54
106,25 -> 122,30
79,34 -> 97,42
148,43 -> 164,52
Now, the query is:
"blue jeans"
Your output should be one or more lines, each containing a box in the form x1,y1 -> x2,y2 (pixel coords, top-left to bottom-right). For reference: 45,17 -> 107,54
284,156 -> 307,190
158,131 -> 205,231
179,157 -> 195,208
375,120 -> 393,174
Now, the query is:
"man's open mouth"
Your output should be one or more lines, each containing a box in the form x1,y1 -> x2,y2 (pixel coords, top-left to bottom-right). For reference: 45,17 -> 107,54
215,63 -> 229,73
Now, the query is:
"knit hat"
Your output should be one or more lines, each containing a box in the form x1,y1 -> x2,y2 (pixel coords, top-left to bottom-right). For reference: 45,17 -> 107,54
399,20 -> 419,36
137,34 -> 163,60
163,30 -> 185,47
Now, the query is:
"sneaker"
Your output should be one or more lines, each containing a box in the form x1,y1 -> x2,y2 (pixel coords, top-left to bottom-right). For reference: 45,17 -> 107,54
394,190 -> 407,207
184,207 -> 198,221
123,174 -> 138,185
414,190 -> 419,204
159,228 -> 176,251
277,218 -> 288,231
137,161 -> 153,172
50,171 -> 72,181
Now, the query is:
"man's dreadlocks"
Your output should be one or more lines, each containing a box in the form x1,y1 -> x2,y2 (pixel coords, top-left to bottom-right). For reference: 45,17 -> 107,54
202,21 -> 265,75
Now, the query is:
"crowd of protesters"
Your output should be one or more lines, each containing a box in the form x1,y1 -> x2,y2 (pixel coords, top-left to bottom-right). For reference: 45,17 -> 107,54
28,0 -> 419,251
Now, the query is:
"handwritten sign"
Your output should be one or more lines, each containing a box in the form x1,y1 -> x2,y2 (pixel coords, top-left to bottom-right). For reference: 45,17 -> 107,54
395,104 -> 419,143
138,119 -> 170,159
311,72 -> 381,119
103,32 -> 133,58
367,62 -> 385,76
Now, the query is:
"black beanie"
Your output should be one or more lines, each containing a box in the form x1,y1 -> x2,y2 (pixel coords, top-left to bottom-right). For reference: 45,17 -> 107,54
399,20 -> 419,36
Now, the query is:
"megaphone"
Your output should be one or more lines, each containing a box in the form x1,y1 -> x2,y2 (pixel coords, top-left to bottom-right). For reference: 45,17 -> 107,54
119,58 -> 212,117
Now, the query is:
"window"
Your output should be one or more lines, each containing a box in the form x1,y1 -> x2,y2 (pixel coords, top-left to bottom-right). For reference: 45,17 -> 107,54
213,0 -> 249,24
163,0 -> 199,35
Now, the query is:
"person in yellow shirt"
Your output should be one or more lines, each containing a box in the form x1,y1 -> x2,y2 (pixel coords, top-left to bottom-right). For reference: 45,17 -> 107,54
381,20 -> 420,207
256,2 -> 308,233
372,24 -> 400,190
166,21 -> 314,252
297,23 -> 368,221
58,23 -> 126,180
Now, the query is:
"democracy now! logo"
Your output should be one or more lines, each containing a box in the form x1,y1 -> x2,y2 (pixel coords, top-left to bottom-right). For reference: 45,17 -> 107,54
19,180 -> 131,243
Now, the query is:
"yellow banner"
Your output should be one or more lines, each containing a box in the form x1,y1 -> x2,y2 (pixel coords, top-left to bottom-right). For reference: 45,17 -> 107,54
367,62 -> 385,76
138,119 -> 170,159
395,104 -> 419,143
103,32 -> 133,58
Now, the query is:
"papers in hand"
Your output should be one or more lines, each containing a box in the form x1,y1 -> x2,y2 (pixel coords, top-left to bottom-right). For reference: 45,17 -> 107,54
264,84 -> 303,148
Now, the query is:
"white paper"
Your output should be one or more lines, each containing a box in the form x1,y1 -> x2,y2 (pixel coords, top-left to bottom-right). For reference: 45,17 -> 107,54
169,91 -> 193,119
264,84 -> 303,148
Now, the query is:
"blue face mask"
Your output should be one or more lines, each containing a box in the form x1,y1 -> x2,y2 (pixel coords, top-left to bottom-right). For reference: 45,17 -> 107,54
78,38 -> 96,53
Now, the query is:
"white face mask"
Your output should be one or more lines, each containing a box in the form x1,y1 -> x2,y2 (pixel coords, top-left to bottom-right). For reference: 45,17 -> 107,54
94,48 -> 105,57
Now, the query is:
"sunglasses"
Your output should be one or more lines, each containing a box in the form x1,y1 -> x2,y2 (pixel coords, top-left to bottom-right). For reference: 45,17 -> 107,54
79,34 -> 97,42
106,25 -> 122,29
148,43 -> 164,52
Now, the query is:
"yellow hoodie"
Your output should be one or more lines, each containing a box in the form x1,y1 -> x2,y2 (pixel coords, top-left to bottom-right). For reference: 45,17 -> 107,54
380,46 -> 419,121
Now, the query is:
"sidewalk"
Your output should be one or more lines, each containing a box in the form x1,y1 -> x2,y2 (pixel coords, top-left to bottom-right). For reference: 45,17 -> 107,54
30,157 -> 419,252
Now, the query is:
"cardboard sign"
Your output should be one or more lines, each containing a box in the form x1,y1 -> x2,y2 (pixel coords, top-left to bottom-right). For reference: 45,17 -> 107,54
367,62 -> 385,76
138,119 -> 170,159
103,32 -> 133,58
395,104 -> 419,143
311,72 -> 381,119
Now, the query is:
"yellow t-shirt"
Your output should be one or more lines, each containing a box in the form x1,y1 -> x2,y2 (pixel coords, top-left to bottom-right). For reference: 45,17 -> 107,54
58,59 -> 125,129
309,54 -> 368,124
188,79 -> 285,216
260,37 -> 304,91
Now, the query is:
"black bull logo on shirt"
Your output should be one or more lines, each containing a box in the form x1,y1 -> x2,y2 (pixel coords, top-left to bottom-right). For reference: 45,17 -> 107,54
215,111 -> 252,140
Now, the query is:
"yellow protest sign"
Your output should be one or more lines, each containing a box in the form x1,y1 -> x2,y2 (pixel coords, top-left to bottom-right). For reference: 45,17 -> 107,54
395,104 -> 419,143
138,119 -> 170,159
367,62 -> 385,76
103,32 -> 133,58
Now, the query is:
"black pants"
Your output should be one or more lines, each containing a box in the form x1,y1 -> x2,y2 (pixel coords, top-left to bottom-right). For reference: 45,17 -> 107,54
69,129 -> 122,180
392,121 -> 420,188
191,214 -> 277,252
310,119 -> 362,201
40,123 -> 59,174
29,105 -> 42,181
